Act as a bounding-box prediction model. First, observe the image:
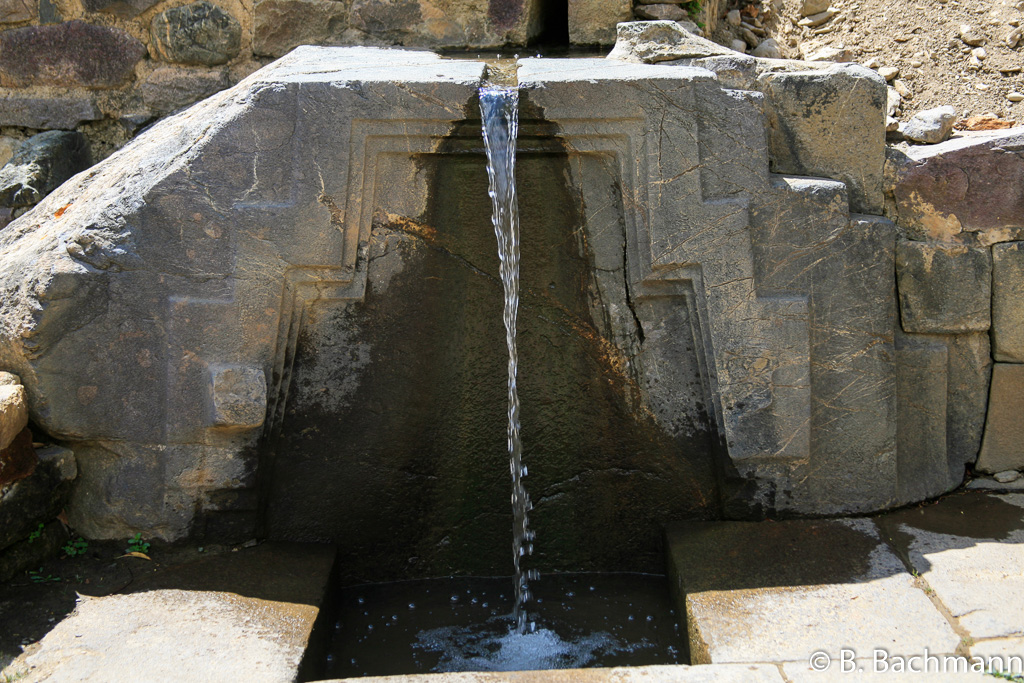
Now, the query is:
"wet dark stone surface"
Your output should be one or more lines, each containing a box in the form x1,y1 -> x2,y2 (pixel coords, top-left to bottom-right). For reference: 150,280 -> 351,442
0,21 -> 145,88
262,132 -> 719,581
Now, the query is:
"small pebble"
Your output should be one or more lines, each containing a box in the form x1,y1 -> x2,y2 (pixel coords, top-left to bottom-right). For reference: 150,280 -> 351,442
994,470 -> 1022,483
972,46 -> 988,59
1007,92 -> 1024,102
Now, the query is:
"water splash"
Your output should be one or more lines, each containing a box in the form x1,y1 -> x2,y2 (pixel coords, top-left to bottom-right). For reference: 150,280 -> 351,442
480,85 -> 537,634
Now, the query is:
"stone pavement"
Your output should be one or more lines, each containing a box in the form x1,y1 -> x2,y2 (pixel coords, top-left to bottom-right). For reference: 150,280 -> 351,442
667,488 -> 1024,679
5,490 -> 1024,682
2,542 -> 336,683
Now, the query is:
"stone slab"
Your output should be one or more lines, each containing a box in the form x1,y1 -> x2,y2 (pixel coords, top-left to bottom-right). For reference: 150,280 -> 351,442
0,96 -> 100,129
757,63 -> 886,214
783,661 -> 990,680
977,363 -> 1024,473
141,66 -> 231,114
323,665 -> 786,682
666,519 -> 959,665
992,241 -> 1024,362
891,128 -> 1024,242
0,21 -> 145,88
877,492 -> 1024,640
896,240 -> 991,334
9,542 -> 336,683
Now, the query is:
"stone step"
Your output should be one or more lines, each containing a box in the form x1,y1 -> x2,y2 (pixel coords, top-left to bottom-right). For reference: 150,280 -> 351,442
6,541 -> 336,683
665,518 -> 961,667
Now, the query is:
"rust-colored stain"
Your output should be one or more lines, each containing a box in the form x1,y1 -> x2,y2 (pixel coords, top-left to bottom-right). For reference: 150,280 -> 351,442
54,203 -> 71,217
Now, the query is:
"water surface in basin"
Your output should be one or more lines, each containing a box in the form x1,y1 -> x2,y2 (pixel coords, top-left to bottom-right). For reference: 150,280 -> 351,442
322,573 -> 683,678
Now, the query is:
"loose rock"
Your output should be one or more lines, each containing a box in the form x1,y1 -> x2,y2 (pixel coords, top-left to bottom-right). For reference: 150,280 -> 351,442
752,38 -> 782,58
607,21 -> 733,62
887,86 -> 902,116
726,8 -> 741,26
901,105 -> 957,144
879,66 -> 899,81
1008,92 -> 1024,102
805,46 -> 853,62
799,8 -> 838,27
994,470 -> 1022,483
959,24 -> 986,46
800,0 -> 830,17
150,1 -> 242,66
634,3 -> 689,21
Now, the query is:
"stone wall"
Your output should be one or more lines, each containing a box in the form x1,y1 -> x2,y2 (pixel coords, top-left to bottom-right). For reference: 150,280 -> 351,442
0,46 -> 901,577
0,0 -> 720,169
887,129 -> 1024,483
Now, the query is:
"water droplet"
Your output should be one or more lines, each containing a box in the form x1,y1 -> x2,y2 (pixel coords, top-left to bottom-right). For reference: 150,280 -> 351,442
357,597 -> 365,605
646,615 -> 653,622
450,594 -> 459,602
408,602 -> 415,610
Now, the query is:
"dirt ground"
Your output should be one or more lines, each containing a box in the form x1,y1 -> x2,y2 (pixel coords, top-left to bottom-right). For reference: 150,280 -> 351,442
713,0 -> 1024,121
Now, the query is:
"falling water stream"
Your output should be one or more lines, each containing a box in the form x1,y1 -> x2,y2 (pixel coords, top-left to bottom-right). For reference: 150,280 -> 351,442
318,80 -> 687,680
479,85 -> 538,634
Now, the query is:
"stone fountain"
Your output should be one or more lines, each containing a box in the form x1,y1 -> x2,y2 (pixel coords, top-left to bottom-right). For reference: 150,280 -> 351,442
0,46 -> 981,584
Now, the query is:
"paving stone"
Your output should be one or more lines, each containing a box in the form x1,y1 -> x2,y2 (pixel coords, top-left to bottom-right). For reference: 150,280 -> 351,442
10,542 -> 335,682
569,0 -> 632,45
0,21 -> 145,88
666,519 -> 959,665
784,661 -> 991,680
326,665 -> 787,682
977,364 -> 1024,473
0,96 -> 99,129
992,241 -> 1024,362
878,492 -> 1024,640
0,0 -> 34,23
971,636 -> 1024,664
150,1 -> 242,66
967,476 -> 1024,492
896,240 -> 991,334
